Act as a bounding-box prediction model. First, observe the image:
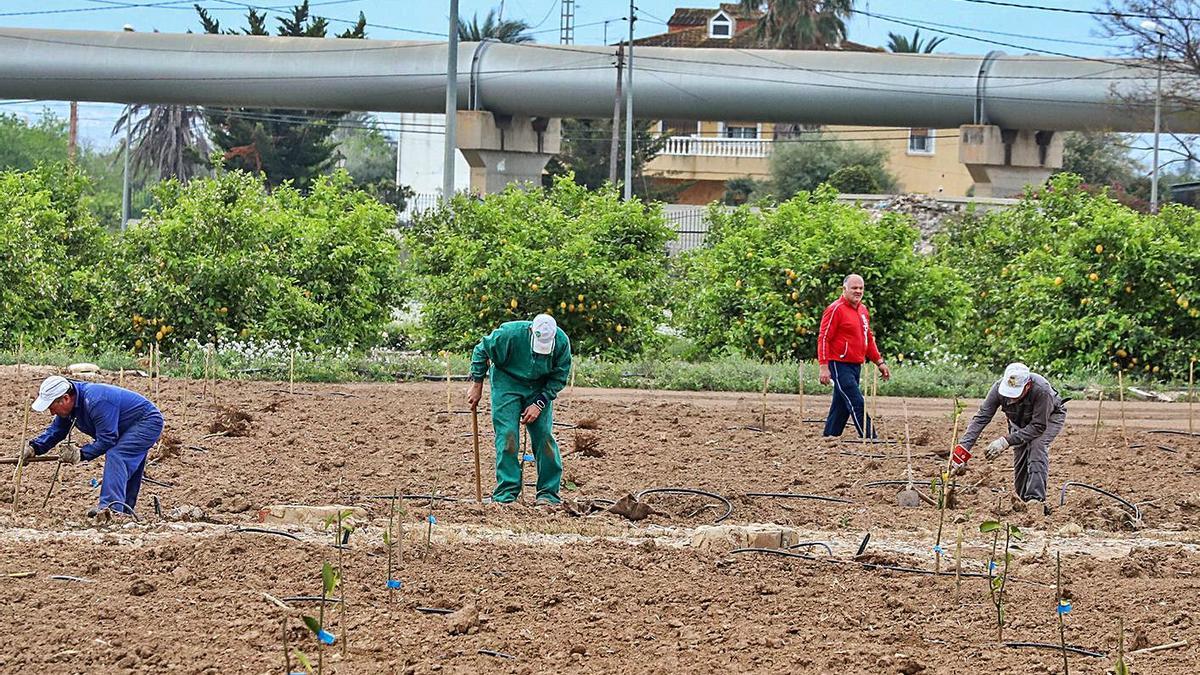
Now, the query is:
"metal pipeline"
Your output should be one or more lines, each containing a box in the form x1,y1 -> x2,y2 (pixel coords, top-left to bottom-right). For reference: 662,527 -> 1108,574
0,27 -> 1194,131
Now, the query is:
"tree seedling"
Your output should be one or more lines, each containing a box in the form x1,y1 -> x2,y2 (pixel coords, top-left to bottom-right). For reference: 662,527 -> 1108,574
1113,617 -> 1130,675
934,398 -> 966,572
1056,551 -> 1071,675
322,509 -> 355,658
1092,388 -> 1105,444
759,374 -> 770,431
300,561 -> 340,674
384,489 -> 405,600
981,519 -> 1023,642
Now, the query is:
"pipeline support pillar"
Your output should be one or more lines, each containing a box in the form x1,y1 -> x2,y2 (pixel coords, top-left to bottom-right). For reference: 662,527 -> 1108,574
959,125 -> 1064,197
456,111 -> 561,195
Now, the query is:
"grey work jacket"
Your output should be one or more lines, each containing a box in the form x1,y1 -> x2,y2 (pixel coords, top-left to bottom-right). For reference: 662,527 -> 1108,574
960,374 -> 1066,450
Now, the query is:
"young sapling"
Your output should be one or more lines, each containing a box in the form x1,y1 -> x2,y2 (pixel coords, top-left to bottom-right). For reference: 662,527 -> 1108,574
981,519 -> 1023,642
1056,551 -> 1071,675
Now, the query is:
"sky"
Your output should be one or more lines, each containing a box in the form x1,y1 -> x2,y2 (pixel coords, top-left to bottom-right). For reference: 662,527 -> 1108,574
0,0 -> 1135,150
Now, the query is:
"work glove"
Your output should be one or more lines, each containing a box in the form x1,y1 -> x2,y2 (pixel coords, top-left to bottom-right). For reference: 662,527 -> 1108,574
58,444 -> 81,465
949,444 -> 971,476
985,436 -> 1010,461
20,443 -> 37,462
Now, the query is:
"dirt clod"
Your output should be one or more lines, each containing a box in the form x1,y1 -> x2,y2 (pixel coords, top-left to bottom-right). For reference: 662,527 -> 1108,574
445,602 -> 479,635
574,433 -> 602,457
608,495 -> 652,521
129,580 -> 156,596
208,407 -> 253,437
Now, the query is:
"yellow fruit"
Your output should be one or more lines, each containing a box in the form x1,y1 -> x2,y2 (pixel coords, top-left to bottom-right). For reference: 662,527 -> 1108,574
1125,286 -> 1132,294
219,306 -> 228,314
568,303 -> 576,312
1095,244 -> 1104,254
745,251 -> 753,259
1088,272 -> 1099,282
560,301 -> 567,310
134,339 -> 143,349
790,291 -> 799,301
1131,357 -> 1138,364
615,324 -> 623,333
794,312 -> 803,319
1180,298 -> 1190,309
1152,366 -> 1160,373
509,298 -> 518,309
155,331 -> 164,342
530,283 -> 539,291
897,353 -> 905,362
786,278 -> 793,286
757,336 -> 765,347
577,294 -> 584,302
1116,349 -> 1127,358
1053,277 -> 1063,286
481,294 -> 489,302
735,280 -> 743,289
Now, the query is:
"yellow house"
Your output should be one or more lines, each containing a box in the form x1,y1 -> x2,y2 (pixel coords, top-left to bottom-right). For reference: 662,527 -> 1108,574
637,5 -> 975,204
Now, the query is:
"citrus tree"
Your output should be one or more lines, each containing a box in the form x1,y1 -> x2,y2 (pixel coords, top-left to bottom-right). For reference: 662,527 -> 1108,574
93,169 -> 405,350
0,164 -> 109,348
674,184 -> 968,361
405,175 -> 674,355
937,173 -> 1200,376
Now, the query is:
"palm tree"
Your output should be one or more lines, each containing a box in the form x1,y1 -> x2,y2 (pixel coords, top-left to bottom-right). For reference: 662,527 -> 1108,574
457,8 -> 534,43
887,29 -> 947,53
112,104 -> 210,182
738,0 -> 854,50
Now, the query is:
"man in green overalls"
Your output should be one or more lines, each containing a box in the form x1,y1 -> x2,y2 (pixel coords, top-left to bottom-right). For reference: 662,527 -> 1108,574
467,313 -> 572,504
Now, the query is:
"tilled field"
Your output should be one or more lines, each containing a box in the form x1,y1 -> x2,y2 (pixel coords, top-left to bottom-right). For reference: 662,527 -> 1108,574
1,369 -> 1198,674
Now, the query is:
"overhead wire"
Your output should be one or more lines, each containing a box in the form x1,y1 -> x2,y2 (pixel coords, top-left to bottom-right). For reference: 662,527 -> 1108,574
944,0 -> 1200,22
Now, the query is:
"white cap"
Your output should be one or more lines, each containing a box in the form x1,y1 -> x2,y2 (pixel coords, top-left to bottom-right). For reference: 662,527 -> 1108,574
531,314 -> 557,355
32,375 -> 71,412
998,362 -> 1031,398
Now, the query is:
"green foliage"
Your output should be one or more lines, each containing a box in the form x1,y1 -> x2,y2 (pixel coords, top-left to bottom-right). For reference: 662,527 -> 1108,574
198,3 -> 369,190
739,0 -> 854,49
457,8 -> 534,43
886,29 -> 947,53
93,169 -> 405,350
546,119 -> 670,199
0,165 -> 109,349
405,175 -> 674,355
321,561 -> 339,596
673,185 -> 969,361
0,112 -> 69,170
723,177 -> 760,205
937,173 -> 1200,376
331,114 -> 412,210
766,133 -> 897,198
826,164 -> 881,194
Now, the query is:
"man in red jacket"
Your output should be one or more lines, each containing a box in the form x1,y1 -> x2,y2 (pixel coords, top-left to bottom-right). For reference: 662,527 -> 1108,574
817,274 -> 891,437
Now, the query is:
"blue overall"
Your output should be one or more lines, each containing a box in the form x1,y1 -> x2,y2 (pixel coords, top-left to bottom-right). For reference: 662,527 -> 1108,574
822,361 -> 876,439
30,381 -> 163,514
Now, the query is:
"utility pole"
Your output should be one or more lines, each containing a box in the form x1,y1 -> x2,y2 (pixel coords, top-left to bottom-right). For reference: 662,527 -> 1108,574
609,44 -> 624,185
1142,20 -> 1167,212
443,0 -> 459,201
67,101 -> 78,163
121,23 -> 134,230
623,1 -> 636,200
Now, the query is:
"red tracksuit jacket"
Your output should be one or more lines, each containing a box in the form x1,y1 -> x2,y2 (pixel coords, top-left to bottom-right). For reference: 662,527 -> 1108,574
817,298 -> 882,365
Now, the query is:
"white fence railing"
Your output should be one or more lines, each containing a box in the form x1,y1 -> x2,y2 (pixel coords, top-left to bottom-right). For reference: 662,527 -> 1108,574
661,136 -> 772,158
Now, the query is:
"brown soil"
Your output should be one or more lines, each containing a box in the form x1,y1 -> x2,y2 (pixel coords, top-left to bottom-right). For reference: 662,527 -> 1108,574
1,373 -> 1198,673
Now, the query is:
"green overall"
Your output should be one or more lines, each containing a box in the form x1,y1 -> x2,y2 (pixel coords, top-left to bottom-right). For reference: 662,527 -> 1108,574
470,321 -> 572,503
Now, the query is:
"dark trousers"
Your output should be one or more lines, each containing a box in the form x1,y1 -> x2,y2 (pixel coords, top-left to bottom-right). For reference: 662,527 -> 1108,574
823,361 -> 875,438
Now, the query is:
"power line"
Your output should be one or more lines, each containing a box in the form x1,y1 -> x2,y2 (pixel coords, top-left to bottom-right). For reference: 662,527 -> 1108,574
945,0 -> 1200,22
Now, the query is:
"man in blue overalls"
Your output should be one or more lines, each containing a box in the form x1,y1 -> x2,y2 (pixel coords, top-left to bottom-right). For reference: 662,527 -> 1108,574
24,375 -> 163,519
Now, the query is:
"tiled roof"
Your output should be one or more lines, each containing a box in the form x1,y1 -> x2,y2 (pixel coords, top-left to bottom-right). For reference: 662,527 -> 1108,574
667,3 -> 760,27
632,24 -> 881,52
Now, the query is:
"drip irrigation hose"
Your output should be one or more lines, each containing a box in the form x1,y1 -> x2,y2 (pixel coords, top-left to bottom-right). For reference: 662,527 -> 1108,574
863,480 -> 935,489
102,501 -> 140,522
634,487 -> 734,524
1004,642 -> 1105,658
745,492 -> 855,504
478,649 -> 515,659
49,575 -> 93,583
415,607 -> 456,615
233,527 -> 303,542
787,541 -> 834,555
729,547 -> 993,580
1130,443 -> 1178,453
1058,482 -> 1141,522
1146,429 -> 1200,438
143,476 -> 174,488
590,498 -> 617,507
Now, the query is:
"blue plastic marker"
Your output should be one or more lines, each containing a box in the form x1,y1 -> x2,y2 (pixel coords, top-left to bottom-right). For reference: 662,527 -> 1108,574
989,561 -> 997,573
89,478 -> 99,488
932,545 -> 945,555
522,454 -> 534,463
318,629 -> 336,645
386,579 -> 402,590
1057,600 -> 1072,615
427,515 -> 437,525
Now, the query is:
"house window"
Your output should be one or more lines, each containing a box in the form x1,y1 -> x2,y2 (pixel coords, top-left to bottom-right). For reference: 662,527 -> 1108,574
908,128 -> 935,155
660,119 -> 700,136
709,11 -> 733,39
723,123 -> 758,139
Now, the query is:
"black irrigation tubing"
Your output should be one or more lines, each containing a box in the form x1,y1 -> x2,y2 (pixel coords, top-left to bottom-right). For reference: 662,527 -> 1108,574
1147,429 -> 1200,438
104,502 -> 141,522
415,607 -> 456,615
152,495 -> 162,518
142,476 -> 174,488
1058,482 -> 1141,522
787,541 -> 834,555
281,596 -> 343,604
745,492 -> 855,505
729,547 -> 994,580
478,649 -> 515,659
49,575 -> 93,583
1004,642 -> 1106,658
1130,443 -> 1179,453
423,374 -> 471,381
634,487 -> 734,524
863,480 -> 936,489
233,527 -> 303,542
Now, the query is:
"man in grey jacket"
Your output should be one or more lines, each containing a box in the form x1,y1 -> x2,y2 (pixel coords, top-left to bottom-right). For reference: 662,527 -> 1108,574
955,362 -> 1066,509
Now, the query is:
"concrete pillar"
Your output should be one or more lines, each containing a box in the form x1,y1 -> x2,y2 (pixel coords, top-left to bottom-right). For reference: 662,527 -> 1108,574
456,111 -> 561,194
959,125 -> 1064,197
